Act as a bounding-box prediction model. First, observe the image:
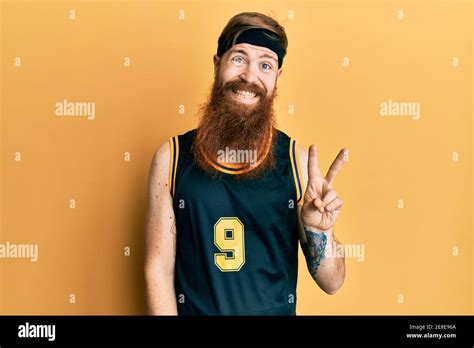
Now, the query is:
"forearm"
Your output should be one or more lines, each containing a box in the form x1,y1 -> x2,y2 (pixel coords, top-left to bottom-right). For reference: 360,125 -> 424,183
301,226 -> 345,294
145,272 -> 178,315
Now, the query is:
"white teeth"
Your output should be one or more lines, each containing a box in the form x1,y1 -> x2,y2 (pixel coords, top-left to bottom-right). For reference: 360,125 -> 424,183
235,89 -> 256,99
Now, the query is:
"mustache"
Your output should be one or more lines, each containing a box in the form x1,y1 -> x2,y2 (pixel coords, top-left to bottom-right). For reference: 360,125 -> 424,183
223,79 -> 267,97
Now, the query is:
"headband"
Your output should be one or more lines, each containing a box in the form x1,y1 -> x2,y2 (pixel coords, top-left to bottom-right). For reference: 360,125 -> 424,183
217,28 -> 286,68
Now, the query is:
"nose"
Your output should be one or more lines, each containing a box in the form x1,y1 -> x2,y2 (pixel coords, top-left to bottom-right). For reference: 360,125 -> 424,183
239,66 -> 267,95
239,63 -> 260,85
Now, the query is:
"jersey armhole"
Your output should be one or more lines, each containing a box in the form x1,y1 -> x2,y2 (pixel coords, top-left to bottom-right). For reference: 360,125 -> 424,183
168,136 -> 179,197
289,138 -> 304,206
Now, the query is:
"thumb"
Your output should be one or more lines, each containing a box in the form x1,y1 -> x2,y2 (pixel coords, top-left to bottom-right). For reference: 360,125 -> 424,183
313,197 -> 324,213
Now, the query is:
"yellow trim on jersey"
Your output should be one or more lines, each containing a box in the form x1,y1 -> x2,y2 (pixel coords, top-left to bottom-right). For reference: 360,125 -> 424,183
295,143 -> 305,206
289,138 -> 304,206
168,136 -> 179,196
168,138 -> 173,192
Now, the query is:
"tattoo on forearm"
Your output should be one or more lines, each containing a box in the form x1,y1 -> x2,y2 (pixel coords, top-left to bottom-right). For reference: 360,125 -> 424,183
301,228 -> 327,277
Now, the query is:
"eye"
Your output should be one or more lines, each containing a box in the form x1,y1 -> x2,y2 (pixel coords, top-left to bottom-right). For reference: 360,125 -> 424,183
231,56 -> 245,66
261,62 -> 273,70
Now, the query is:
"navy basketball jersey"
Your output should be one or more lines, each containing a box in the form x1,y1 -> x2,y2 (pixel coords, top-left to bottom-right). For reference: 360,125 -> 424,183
168,128 -> 305,315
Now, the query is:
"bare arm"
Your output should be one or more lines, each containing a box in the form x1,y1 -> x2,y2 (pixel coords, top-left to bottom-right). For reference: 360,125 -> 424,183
297,146 -> 346,295
144,141 -> 178,315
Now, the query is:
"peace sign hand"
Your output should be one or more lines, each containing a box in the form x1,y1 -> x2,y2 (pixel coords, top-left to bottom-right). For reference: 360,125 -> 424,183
300,145 -> 348,232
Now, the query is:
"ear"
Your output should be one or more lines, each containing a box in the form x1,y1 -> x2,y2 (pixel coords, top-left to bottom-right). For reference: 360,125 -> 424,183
213,54 -> 220,79
278,68 -> 283,78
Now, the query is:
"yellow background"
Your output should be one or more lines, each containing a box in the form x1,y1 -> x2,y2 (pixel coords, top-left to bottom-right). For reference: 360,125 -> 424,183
1,0 -> 472,315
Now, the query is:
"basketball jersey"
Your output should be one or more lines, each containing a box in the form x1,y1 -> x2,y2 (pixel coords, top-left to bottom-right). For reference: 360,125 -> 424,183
168,128 -> 305,315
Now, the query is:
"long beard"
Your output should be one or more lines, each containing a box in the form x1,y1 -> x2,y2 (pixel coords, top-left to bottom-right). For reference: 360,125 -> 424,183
193,76 -> 278,180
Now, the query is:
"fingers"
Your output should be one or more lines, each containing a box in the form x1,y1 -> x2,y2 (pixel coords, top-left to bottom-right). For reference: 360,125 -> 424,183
310,193 -> 343,213
307,145 -> 323,182
322,189 -> 342,212
312,197 -> 324,213
322,189 -> 338,207
325,148 -> 348,187
325,197 -> 343,212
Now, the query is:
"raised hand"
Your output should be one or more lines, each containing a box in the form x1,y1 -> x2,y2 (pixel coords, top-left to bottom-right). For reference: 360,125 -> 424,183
300,145 -> 348,231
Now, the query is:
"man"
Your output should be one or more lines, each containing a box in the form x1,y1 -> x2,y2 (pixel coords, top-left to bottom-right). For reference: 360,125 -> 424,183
145,12 -> 348,315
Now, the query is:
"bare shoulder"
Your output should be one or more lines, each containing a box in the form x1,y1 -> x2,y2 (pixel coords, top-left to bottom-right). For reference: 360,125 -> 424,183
152,141 -> 170,168
148,140 -> 171,196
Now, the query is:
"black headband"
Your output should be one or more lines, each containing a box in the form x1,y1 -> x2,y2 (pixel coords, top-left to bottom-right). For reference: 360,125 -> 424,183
217,28 -> 286,68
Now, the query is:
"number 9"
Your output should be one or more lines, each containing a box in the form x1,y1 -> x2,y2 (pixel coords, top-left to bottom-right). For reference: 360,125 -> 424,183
214,217 -> 245,272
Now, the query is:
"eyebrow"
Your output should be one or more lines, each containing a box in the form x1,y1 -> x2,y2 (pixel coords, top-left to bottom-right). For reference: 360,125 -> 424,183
228,48 -> 278,64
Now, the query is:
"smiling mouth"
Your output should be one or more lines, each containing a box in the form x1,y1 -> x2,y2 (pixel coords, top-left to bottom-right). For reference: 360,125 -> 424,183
231,88 -> 259,101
